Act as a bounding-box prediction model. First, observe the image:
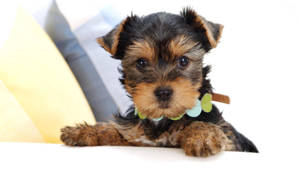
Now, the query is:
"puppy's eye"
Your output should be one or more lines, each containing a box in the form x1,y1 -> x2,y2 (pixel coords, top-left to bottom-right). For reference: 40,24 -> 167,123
178,56 -> 189,68
136,58 -> 148,69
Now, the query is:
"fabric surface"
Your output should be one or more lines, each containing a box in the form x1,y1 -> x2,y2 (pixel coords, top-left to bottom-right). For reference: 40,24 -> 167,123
0,7 -> 96,143
0,80 -> 44,142
44,1 -> 118,121
0,142 -> 262,169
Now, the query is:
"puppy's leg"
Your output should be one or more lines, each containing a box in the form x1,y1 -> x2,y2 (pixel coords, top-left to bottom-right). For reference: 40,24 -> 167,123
217,119 -> 258,152
180,121 -> 228,157
60,122 -> 129,146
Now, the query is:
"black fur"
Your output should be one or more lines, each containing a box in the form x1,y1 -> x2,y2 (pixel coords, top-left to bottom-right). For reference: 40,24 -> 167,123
110,8 -> 258,153
113,12 -> 211,60
115,65 -> 218,136
115,65 -> 258,152
180,8 -> 212,51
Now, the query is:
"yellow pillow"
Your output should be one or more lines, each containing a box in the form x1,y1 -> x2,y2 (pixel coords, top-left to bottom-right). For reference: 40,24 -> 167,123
0,80 -> 44,142
0,7 -> 96,143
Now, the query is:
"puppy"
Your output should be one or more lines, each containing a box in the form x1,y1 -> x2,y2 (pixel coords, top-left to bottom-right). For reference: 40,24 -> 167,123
61,7 -> 258,157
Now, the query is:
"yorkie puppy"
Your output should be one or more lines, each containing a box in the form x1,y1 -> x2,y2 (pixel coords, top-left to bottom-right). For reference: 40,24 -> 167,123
61,8 -> 258,157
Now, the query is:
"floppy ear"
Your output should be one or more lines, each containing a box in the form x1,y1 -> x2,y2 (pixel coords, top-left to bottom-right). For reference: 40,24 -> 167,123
180,7 -> 223,50
97,17 -> 130,58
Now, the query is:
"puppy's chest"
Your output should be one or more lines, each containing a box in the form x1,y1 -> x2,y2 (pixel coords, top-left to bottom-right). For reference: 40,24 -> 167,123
116,121 -> 184,147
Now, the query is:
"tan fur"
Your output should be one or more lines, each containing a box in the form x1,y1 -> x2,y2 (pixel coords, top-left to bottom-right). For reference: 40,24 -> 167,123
61,120 -> 232,157
60,122 -> 129,146
168,35 -> 199,60
126,40 -> 155,62
110,20 -> 127,54
216,119 -> 238,151
125,37 -> 203,64
114,122 -> 149,146
215,24 -> 224,43
195,15 -> 217,48
97,19 -> 128,55
124,79 -> 134,95
180,121 -> 228,157
97,38 -> 111,53
132,77 -> 200,119
186,9 -> 223,48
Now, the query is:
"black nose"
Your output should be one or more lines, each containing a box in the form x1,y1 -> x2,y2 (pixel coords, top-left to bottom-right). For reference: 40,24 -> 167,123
154,87 -> 173,101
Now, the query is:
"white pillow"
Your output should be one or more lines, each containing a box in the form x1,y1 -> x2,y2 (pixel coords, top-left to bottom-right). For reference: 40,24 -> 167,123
73,9 -> 132,114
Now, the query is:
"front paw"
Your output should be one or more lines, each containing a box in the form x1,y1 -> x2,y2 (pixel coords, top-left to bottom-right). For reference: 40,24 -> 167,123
182,122 -> 227,157
60,123 -> 99,146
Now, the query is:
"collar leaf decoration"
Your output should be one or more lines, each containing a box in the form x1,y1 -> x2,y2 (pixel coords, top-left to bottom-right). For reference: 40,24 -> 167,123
201,93 -> 213,113
136,109 -> 146,119
186,99 -> 202,117
134,92 -> 230,121
169,113 -> 185,120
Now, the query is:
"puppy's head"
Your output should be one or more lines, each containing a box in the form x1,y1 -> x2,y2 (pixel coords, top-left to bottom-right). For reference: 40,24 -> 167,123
98,8 -> 223,119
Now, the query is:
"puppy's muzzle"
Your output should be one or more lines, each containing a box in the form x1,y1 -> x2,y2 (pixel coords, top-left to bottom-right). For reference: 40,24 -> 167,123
154,87 -> 173,102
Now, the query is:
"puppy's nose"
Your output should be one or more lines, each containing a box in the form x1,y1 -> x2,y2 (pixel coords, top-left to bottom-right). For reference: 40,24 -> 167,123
154,87 -> 173,101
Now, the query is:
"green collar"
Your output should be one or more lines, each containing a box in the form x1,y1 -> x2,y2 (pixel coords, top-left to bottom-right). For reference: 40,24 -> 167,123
135,93 -> 214,121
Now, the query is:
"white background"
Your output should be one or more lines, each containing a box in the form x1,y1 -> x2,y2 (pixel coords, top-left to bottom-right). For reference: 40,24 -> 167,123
0,0 -> 300,168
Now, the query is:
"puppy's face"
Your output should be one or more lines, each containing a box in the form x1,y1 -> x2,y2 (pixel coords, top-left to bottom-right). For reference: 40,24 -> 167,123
98,8 -> 223,119
121,35 -> 204,119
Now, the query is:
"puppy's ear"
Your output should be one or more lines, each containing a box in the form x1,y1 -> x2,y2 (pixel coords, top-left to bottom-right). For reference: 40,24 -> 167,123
97,17 -> 132,58
180,7 -> 223,50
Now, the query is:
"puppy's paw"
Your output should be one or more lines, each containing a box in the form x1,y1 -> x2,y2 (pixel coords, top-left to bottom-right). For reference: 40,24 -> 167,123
182,121 -> 227,157
60,123 -> 99,146
182,134 -> 225,157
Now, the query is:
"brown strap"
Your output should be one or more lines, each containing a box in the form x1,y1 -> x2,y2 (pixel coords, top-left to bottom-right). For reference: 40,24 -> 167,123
212,93 -> 230,104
